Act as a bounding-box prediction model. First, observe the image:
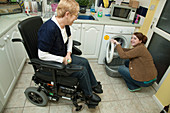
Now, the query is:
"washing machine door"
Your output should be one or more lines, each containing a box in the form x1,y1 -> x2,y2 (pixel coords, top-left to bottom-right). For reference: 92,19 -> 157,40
105,35 -> 128,63
106,41 -> 115,63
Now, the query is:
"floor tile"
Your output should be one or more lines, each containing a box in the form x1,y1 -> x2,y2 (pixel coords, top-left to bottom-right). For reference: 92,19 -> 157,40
23,106 -> 49,113
50,105 -> 72,113
93,71 -> 112,85
21,63 -> 34,74
99,101 -> 122,113
135,86 -> 156,98
109,76 -> 126,84
100,84 -> 118,102
5,89 -> 26,108
113,83 -> 137,100
49,98 -> 72,106
119,99 -> 146,113
3,107 -> 23,113
138,97 -> 160,113
3,60 -> 161,113
15,74 -> 32,89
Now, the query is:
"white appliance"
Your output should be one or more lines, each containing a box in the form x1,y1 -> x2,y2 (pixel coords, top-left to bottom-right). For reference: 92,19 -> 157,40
98,25 -> 135,64
110,4 -> 136,22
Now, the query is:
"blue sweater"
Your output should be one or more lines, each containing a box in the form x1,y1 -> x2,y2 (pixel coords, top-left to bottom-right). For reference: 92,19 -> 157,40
38,19 -> 71,57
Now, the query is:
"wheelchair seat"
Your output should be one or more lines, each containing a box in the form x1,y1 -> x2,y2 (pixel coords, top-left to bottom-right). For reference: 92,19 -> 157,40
12,16 -> 97,111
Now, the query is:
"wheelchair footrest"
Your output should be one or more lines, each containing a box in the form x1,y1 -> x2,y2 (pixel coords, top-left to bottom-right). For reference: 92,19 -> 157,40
87,104 -> 97,109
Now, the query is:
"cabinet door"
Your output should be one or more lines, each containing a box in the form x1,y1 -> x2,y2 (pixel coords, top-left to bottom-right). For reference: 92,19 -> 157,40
0,101 -> 3,113
8,25 -> 27,77
0,100 -> 3,113
70,24 -> 81,42
0,37 -> 15,104
81,24 -> 104,58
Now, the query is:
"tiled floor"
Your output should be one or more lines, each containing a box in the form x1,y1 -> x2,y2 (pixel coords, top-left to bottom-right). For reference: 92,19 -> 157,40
3,60 -> 160,113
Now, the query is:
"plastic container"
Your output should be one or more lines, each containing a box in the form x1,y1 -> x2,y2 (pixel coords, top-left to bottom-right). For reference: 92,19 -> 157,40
90,4 -> 95,13
51,3 -> 57,12
98,4 -> 103,17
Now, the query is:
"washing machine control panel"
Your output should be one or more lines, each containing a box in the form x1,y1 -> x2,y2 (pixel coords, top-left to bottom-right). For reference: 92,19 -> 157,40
104,25 -> 135,34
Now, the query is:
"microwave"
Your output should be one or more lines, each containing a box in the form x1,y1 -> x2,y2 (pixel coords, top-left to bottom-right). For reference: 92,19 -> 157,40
110,4 -> 136,22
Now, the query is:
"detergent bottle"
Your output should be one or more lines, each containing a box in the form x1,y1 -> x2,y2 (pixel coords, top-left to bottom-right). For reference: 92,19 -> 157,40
98,4 -> 103,17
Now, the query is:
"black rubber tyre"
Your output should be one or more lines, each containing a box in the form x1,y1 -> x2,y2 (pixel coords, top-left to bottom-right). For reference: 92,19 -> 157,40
24,87 -> 48,106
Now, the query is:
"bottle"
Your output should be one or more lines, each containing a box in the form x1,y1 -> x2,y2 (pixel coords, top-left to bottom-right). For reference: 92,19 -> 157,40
98,4 -> 103,17
90,4 -> 95,13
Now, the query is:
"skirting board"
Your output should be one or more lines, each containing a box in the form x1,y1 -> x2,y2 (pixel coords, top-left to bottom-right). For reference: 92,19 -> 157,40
153,95 -> 164,110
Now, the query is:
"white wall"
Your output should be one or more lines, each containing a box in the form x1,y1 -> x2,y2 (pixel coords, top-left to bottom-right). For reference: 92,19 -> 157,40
112,0 -> 151,8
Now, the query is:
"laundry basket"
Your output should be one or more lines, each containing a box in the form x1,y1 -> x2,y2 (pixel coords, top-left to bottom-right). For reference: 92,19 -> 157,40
104,57 -> 126,77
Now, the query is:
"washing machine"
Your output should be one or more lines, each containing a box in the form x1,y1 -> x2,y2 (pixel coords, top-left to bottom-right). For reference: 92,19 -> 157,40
98,25 -> 135,64
98,25 -> 135,77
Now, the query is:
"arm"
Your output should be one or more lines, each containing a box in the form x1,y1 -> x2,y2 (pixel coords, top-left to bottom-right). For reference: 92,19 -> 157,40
38,49 -> 64,63
116,44 -> 143,59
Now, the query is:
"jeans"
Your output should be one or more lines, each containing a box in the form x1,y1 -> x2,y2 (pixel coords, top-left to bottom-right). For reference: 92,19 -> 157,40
118,60 -> 154,90
70,54 -> 98,96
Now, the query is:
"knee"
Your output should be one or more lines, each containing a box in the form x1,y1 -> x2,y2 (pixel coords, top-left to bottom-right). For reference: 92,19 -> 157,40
81,57 -> 89,65
78,67 -> 88,79
118,66 -> 124,73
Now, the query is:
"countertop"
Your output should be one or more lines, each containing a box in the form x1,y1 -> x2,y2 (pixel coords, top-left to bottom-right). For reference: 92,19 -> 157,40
0,13 -> 141,37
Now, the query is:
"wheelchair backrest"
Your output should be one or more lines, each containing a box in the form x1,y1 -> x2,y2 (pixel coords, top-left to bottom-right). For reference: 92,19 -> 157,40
18,16 -> 43,59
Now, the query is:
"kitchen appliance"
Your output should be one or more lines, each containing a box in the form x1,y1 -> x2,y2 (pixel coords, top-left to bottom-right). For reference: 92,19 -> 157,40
98,25 -> 135,77
110,4 -> 136,22
0,4 -> 22,15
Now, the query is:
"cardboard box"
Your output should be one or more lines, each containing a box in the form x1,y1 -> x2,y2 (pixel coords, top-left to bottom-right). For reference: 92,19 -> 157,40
129,0 -> 139,9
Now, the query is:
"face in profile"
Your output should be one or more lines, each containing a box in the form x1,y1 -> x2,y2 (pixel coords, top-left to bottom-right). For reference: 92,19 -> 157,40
131,34 -> 142,47
67,12 -> 78,25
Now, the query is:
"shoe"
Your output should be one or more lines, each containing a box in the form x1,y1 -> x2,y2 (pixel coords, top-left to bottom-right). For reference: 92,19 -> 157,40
128,88 -> 141,92
86,93 -> 101,102
97,81 -> 102,89
92,82 -> 103,94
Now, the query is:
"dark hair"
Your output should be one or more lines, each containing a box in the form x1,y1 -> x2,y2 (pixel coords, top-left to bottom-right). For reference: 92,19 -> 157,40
134,32 -> 147,44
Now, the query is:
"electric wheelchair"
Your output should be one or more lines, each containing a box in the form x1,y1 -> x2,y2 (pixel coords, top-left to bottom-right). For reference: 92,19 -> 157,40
12,16 -> 100,112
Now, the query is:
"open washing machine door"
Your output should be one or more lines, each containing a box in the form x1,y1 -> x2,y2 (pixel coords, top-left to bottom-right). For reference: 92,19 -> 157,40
106,41 -> 115,63
105,35 -> 128,63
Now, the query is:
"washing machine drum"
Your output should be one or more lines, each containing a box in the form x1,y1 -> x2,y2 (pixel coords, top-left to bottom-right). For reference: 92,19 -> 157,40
106,35 -> 128,64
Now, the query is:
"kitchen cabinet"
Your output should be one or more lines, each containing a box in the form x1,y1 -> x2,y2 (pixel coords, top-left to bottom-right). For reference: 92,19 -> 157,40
0,100 -> 3,113
71,23 -> 104,59
0,33 -> 16,106
8,24 -> 27,77
70,23 -> 81,42
81,24 -> 104,59
0,23 -> 27,111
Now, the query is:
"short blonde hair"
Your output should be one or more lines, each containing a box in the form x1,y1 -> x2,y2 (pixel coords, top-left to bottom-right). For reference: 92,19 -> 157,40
57,0 -> 79,17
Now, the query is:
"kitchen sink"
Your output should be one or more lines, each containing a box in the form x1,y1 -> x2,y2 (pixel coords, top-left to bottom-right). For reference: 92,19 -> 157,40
43,12 -> 98,21
77,15 -> 98,21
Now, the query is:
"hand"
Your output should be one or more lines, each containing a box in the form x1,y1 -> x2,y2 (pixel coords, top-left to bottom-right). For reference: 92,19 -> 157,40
110,39 -> 120,45
63,52 -> 72,65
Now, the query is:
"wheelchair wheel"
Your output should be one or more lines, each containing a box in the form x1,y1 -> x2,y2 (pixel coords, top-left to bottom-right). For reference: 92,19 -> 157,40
72,102 -> 85,113
24,87 -> 48,106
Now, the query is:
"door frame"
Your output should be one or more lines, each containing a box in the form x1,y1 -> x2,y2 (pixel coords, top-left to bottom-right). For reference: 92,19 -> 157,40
147,0 -> 170,91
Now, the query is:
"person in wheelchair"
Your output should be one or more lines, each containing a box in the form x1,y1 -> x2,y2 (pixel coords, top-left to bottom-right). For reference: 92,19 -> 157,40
37,0 -> 103,105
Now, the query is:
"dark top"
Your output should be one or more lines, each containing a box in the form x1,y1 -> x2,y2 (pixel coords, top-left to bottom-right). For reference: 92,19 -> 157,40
38,19 -> 71,57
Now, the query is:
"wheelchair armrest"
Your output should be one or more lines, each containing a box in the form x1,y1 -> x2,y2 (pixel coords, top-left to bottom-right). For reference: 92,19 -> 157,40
30,58 -> 65,70
73,40 -> 81,46
72,46 -> 82,55
12,38 -> 24,43
65,64 -> 83,73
